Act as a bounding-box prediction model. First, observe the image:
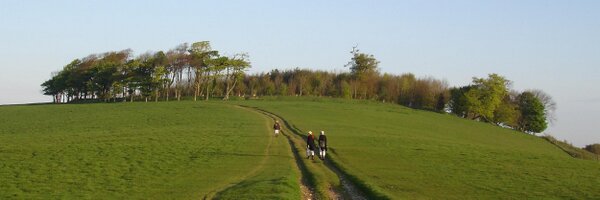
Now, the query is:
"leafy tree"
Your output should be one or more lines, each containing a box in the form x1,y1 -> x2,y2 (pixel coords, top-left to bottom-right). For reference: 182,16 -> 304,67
464,74 -> 510,121
346,47 -> 379,80
40,41 -> 556,136
340,80 -> 352,99
223,53 -> 250,100
449,86 -> 472,117
169,43 -> 189,101
378,74 -> 398,103
189,41 -> 218,101
205,56 -> 228,100
528,89 -> 557,125
41,71 -> 67,103
345,47 -> 380,99
493,94 -> 520,127
292,68 -> 310,96
398,73 -> 416,106
517,91 -> 547,133
124,59 -> 141,102
436,93 -> 447,112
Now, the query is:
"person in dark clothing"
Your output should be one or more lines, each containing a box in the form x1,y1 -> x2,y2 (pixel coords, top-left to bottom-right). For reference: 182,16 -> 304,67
273,120 -> 281,136
306,131 -> 316,160
318,131 -> 327,160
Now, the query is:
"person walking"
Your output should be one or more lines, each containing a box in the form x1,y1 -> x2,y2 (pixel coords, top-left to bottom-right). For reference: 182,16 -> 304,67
318,131 -> 327,160
306,131 -> 316,160
273,120 -> 281,136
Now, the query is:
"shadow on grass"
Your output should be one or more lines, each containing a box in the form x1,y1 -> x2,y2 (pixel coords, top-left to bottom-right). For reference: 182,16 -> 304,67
246,106 -> 389,200
213,177 -> 296,200
238,105 -> 319,199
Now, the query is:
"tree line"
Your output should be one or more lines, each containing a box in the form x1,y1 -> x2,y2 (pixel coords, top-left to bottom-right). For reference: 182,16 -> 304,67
41,41 -> 250,103
42,42 -> 554,134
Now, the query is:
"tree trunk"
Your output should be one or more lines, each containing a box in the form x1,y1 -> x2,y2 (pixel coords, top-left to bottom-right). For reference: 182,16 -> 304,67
194,82 -> 201,101
166,89 -> 169,101
224,80 -> 230,100
205,81 -> 211,101
155,89 -> 159,102
224,78 -> 237,100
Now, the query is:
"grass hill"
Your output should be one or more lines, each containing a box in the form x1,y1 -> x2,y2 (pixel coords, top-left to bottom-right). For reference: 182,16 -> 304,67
1,97 -> 599,199
238,97 -> 600,199
0,102 -> 299,199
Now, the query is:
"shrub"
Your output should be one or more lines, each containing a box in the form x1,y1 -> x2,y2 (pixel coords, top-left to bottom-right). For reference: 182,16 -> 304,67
584,144 -> 600,155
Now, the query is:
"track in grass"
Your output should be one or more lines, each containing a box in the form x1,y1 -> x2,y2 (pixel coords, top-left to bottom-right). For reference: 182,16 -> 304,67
240,106 -> 317,200
243,106 -> 367,200
239,97 -> 600,199
202,106 -> 275,199
0,102 -> 300,199
207,105 -> 301,200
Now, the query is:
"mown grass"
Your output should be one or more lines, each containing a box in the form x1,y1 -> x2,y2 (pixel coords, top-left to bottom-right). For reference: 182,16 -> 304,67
0,101 -> 299,199
239,96 -> 600,199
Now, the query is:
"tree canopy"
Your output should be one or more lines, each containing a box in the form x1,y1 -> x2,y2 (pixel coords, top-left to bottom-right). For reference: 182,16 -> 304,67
41,43 -> 554,135
517,91 -> 548,133
449,74 -> 550,134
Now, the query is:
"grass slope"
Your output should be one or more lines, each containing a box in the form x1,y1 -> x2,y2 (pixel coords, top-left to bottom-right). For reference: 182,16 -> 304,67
0,102 -> 299,199
239,97 -> 600,199
251,107 -> 344,199
213,106 -> 300,200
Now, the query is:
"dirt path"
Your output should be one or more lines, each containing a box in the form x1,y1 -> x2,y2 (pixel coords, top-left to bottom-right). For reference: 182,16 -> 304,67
244,106 -> 368,200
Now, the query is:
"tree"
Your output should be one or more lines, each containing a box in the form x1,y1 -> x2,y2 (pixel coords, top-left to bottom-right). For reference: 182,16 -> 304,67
134,53 -> 156,102
449,86 -> 472,117
124,59 -> 142,102
464,74 -> 510,121
398,73 -> 416,106
188,41 -> 219,101
223,53 -> 250,100
346,47 -> 379,80
493,94 -> 520,127
584,144 -> 600,155
436,93 -> 447,112
378,74 -> 398,103
292,68 -> 310,96
528,89 -> 557,125
150,51 -> 168,102
345,47 -> 380,99
41,71 -> 67,103
204,56 -> 228,100
169,43 -> 189,101
517,91 -> 547,133
43,40 -> 557,134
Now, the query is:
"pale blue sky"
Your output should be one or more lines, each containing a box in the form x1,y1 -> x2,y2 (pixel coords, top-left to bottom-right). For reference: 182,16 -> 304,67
1,0 -> 599,146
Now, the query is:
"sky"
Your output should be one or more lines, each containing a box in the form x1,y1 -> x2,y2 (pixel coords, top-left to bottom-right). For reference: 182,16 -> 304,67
0,0 -> 598,146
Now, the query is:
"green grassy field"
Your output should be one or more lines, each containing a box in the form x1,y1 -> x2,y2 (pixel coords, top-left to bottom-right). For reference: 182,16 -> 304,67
238,97 -> 600,199
0,102 -> 299,199
2,98 -> 600,199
